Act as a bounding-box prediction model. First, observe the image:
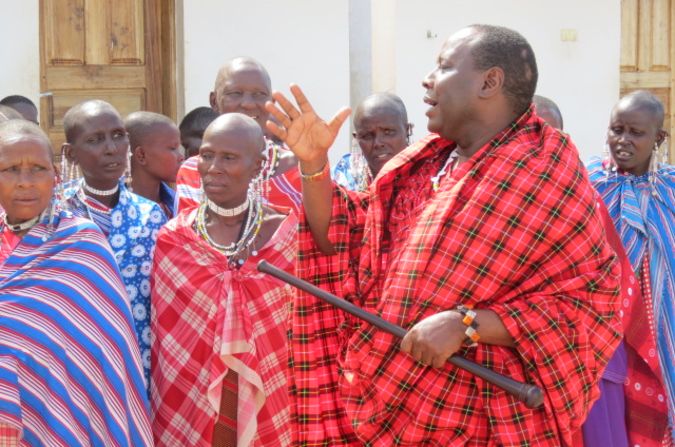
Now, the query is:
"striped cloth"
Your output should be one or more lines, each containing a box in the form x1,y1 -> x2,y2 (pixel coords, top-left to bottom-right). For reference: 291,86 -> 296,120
63,179 -> 167,392
588,158 -> 675,443
151,208 -> 296,446
0,210 -> 152,446
175,140 -> 303,213
291,110 -> 622,446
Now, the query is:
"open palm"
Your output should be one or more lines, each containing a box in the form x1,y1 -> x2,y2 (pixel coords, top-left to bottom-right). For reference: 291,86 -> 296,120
265,84 -> 350,163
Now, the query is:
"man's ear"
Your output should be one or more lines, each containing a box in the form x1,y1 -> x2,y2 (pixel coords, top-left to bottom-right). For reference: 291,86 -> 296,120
209,91 -> 218,112
479,67 -> 504,99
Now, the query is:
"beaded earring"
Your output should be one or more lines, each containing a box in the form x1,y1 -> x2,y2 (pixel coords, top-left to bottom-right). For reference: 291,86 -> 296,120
124,145 -> 132,188
58,147 -> 76,213
349,139 -> 371,192
604,143 -> 616,179
648,139 -> 664,195
659,136 -> 670,165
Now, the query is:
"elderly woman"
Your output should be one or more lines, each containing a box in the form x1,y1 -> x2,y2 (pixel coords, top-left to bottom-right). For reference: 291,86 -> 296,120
588,90 -> 674,446
0,120 -> 152,445
151,113 -> 296,447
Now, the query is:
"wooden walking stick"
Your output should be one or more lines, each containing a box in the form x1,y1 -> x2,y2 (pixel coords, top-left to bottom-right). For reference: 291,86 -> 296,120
257,260 -> 544,409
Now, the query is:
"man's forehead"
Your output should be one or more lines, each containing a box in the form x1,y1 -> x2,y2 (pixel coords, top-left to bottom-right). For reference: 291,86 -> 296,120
356,104 -> 404,124
218,64 -> 269,87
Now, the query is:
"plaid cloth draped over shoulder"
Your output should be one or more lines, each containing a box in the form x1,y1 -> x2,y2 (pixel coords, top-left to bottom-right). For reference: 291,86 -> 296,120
290,109 -> 623,446
151,209 -> 297,447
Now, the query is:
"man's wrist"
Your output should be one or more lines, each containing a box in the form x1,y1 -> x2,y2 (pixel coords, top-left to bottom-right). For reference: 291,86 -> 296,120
299,157 -> 330,178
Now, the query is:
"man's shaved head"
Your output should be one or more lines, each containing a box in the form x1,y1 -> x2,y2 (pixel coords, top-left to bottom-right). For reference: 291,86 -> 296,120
0,105 -> 23,123
213,57 -> 271,92
467,24 -> 538,116
125,111 -> 176,150
63,99 -> 122,143
533,95 -> 563,130
614,90 -> 665,129
0,119 -> 54,162
354,93 -> 409,126
209,57 -> 273,130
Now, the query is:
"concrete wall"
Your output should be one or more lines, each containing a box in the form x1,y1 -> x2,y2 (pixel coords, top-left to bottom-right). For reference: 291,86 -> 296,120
182,0 -> 351,160
0,0 -> 620,162
0,1 -> 40,119
392,0 -> 621,161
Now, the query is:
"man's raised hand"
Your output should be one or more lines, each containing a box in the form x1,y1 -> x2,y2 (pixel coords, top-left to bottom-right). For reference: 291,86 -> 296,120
265,84 -> 350,167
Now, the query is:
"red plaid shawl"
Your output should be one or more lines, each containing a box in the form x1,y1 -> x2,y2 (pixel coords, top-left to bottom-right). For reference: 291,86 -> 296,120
291,110 -> 622,446
151,208 -> 297,446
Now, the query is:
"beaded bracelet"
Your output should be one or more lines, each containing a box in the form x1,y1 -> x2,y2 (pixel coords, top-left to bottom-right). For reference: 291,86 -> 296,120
300,161 -> 330,182
456,304 -> 480,347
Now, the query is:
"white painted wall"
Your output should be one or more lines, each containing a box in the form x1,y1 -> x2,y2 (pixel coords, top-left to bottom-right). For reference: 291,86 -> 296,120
0,0 -> 620,163
0,1 -> 40,118
182,0 -> 351,163
393,0 -> 621,161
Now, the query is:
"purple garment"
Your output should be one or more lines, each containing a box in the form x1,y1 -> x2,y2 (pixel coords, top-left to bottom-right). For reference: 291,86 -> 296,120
581,341 -> 629,447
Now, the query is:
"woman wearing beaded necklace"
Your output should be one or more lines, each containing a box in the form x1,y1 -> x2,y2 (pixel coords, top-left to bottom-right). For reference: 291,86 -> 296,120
60,100 -> 167,393
151,113 -> 296,446
588,90 -> 674,445
0,120 -> 152,445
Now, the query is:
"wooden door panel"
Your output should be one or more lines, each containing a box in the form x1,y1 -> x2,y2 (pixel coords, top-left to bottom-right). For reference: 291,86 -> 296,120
44,89 -> 144,149
110,1 -> 145,64
43,0 -> 85,65
44,66 -> 147,90
620,0 -> 674,163
40,0 -> 173,154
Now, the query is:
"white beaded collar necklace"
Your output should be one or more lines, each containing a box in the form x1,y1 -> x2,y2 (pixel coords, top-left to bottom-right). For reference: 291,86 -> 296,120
82,182 -> 119,196
2,214 -> 40,233
207,198 -> 249,217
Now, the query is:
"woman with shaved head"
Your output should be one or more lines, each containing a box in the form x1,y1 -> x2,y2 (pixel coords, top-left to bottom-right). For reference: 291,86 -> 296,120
152,113 -> 295,446
0,120 -> 151,445
588,90 -> 674,446
60,99 -> 167,392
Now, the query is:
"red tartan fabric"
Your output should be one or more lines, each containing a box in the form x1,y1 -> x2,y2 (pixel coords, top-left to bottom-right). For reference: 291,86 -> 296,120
0,228 -> 20,265
151,208 -> 297,447
291,110 -> 623,446
0,425 -> 18,447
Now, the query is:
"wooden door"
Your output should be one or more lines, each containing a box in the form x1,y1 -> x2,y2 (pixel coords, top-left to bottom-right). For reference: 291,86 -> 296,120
39,0 -> 176,154
621,0 -> 675,163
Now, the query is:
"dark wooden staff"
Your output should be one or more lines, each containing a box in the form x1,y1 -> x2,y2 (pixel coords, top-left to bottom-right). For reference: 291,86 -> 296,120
258,260 -> 544,409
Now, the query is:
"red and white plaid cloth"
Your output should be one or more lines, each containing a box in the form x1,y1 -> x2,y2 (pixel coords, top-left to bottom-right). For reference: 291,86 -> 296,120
0,425 -> 18,447
151,208 -> 297,447
290,109 -> 623,446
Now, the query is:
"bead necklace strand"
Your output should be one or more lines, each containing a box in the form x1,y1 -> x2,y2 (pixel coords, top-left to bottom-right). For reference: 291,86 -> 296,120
82,181 -> 119,196
195,191 -> 263,265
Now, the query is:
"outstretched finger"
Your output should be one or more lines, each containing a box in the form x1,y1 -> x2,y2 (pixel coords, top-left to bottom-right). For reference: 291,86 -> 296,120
265,101 -> 292,129
289,84 -> 316,114
272,91 -> 301,120
265,120 -> 287,143
327,107 -> 351,136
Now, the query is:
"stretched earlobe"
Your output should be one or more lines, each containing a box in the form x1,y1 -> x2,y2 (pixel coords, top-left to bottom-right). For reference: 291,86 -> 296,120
62,143 -> 75,163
